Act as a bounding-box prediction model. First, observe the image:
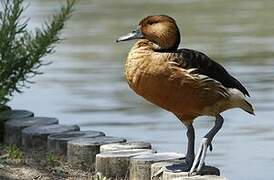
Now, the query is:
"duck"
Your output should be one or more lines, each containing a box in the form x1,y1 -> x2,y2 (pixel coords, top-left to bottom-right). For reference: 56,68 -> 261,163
117,15 -> 254,175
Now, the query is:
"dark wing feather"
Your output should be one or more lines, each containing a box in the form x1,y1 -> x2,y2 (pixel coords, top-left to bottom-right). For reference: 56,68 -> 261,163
172,48 -> 250,97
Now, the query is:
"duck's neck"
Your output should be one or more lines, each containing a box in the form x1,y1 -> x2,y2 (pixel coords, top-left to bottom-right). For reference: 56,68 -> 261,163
130,39 -> 179,53
153,36 -> 180,52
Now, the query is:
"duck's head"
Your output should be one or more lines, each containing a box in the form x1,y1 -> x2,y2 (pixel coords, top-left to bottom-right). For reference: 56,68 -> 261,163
117,15 -> 180,52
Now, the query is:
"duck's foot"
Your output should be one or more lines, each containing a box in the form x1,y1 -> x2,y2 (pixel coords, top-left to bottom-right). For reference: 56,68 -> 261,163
152,159 -> 220,178
189,115 -> 224,176
188,137 -> 210,175
166,159 -> 193,172
153,159 -> 192,177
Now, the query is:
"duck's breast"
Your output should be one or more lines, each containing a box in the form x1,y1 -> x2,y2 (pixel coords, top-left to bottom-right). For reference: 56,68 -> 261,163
125,49 -> 213,116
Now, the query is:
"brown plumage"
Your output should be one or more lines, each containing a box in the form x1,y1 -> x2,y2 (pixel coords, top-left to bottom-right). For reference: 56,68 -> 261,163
117,15 -> 254,174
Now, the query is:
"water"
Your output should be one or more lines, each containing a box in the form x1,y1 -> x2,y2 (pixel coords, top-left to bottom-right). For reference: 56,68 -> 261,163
8,0 -> 274,179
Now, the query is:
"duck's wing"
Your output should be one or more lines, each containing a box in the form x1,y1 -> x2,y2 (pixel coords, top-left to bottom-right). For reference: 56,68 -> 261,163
171,48 -> 250,97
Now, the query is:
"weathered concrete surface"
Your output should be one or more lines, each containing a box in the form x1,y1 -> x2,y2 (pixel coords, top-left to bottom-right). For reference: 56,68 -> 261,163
100,141 -> 152,152
4,117 -> 59,146
96,149 -> 155,179
67,136 -> 126,171
130,152 -> 184,180
47,130 -> 105,155
0,110 -> 34,121
22,124 -> 80,150
151,160 -> 186,180
152,161 -> 224,180
163,170 -> 227,180
0,109 -> 34,142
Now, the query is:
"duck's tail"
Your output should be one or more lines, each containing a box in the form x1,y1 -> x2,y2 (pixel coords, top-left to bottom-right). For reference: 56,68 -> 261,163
228,88 -> 255,115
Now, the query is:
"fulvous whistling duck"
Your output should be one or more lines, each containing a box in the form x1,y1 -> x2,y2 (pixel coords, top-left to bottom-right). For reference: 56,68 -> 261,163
117,15 -> 254,175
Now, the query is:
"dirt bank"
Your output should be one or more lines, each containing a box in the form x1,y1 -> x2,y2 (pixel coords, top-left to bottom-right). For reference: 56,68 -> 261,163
0,143 -> 96,180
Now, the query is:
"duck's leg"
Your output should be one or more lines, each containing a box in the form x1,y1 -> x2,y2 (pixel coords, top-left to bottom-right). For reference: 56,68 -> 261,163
152,121 -> 195,177
189,114 -> 224,175
184,123 -> 195,170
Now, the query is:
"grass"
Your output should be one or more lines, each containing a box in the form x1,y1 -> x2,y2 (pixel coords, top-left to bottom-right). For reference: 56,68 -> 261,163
92,173 -> 108,180
6,144 -> 22,159
46,152 -> 58,166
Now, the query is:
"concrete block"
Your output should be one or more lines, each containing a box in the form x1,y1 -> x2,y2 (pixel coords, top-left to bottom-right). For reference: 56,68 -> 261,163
151,160 -> 185,180
163,169 -> 226,180
129,152 -> 184,180
47,130 -> 105,155
100,141 -> 152,152
96,149 -> 155,179
152,161 -> 224,180
67,136 -> 126,171
0,109 -> 34,142
22,124 -> 80,151
4,117 -> 58,146
0,109 -> 34,121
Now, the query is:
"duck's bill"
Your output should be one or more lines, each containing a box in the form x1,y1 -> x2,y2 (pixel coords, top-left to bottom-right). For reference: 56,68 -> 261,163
116,28 -> 143,42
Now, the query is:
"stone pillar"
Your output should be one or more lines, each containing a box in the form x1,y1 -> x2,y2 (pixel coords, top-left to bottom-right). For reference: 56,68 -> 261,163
129,152 -> 184,180
4,117 -> 58,146
47,130 -> 105,156
0,109 -> 34,142
22,124 -> 80,151
96,149 -> 155,179
100,141 -> 152,152
67,136 -> 126,171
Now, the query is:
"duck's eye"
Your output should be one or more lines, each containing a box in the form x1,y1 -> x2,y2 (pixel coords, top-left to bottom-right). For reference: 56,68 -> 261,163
148,22 -> 155,25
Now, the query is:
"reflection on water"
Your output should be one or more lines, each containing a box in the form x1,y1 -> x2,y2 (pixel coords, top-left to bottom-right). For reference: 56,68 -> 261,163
9,0 -> 274,179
